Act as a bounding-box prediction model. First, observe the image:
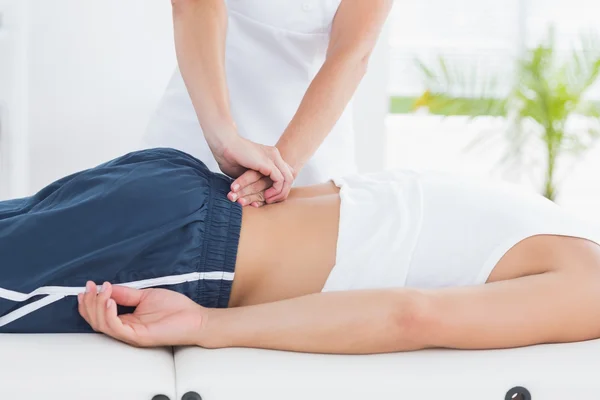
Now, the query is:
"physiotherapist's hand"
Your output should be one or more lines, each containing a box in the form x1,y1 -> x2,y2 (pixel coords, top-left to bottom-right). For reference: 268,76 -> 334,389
228,166 -> 296,207
212,135 -> 294,199
78,281 -> 210,347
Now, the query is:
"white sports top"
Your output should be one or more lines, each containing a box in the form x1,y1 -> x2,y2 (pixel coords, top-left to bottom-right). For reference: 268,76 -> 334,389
144,0 -> 357,186
323,170 -> 600,292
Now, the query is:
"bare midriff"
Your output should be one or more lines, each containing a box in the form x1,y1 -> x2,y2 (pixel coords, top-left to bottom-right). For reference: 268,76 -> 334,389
228,182 -> 341,307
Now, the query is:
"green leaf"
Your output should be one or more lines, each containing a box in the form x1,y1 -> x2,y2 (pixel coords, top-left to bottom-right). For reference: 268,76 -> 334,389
413,25 -> 600,198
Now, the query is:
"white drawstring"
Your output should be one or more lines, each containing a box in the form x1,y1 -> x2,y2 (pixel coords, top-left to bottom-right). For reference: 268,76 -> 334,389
0,271 -> 235,328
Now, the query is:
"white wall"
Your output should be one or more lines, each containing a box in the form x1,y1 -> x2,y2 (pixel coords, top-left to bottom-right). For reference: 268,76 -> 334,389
26,0 -> 176,192
18,0 -> 388,193
0,0 -> 29,199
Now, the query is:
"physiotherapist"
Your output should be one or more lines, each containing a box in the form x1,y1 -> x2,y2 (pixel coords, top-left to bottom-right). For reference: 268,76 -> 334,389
144,0 -> 393,206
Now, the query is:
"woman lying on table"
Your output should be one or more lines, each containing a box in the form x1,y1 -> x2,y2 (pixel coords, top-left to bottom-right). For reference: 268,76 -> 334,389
1,148 -> 600,354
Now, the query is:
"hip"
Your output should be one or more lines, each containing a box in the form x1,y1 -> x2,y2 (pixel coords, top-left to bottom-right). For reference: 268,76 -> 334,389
0,149 -> 243,333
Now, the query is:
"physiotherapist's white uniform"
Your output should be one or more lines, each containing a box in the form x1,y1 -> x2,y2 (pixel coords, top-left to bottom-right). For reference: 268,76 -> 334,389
144,0 -> 356,186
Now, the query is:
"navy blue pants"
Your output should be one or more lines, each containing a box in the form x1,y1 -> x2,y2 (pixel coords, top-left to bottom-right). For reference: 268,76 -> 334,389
0,148 -> 242,333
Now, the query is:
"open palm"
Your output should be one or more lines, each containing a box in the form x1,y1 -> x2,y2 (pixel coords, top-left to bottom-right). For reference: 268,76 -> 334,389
78,282 -> 206,348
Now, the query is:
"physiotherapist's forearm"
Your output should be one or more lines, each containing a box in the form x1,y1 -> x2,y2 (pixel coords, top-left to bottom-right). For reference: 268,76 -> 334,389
276,0 -> 392,174
276,54 -> 367,172
202,289 -> 425,354
172,0 -> 236,150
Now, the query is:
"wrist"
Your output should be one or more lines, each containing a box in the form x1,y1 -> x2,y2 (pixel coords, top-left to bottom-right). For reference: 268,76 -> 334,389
195,308 -> 231,349
276,141 -> 304,178
203,121 -> 239,155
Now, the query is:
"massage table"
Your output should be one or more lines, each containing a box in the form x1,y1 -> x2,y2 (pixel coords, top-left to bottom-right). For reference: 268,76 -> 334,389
2,335 -> 600,400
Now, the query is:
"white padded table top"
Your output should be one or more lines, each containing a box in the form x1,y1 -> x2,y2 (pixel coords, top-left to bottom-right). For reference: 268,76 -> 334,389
3,335 -> 599,400
174,339 -> 600,400
0,334 -> 176,400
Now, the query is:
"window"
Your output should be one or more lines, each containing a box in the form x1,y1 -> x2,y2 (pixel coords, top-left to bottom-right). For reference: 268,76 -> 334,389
388,0 -> 600,110
385,0 -> 600,221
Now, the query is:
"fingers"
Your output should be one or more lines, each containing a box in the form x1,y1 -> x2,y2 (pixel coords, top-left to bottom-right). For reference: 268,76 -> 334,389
254,148 -> 284,195
269,150 -> 294,199
226,144 -> 295,207
228,170 -> 269,204
104,297 -> 140,346
110,284 -> 144,307
265,162 -> 294,204
235,177 -> 272,206
229,170 -> 262,197
95,282 -> 112,332
77,292 -> 88,321
80,281 -> 99,328
79,281 -> 111,332
262,163 -> 284,195
77,281 -> 143,346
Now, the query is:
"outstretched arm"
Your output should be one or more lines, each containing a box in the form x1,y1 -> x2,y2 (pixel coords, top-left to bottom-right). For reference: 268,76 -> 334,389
202,289 -> 425,354
79,281 -> 427,353
206,269 -> 600,353
79,259 -> 600,353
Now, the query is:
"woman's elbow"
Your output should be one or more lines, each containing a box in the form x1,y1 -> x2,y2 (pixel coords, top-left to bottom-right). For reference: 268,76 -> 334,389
351,50 -> 371,77
357,52 -> 372,76
328,45 -> 374,77
387,290 -> 435,351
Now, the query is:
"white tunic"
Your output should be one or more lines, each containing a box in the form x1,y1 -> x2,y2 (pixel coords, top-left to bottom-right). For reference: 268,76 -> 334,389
144,0 -> 356,186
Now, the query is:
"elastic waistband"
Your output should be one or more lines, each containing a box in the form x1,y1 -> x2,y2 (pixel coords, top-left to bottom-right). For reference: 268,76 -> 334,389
196,173 -> 243,308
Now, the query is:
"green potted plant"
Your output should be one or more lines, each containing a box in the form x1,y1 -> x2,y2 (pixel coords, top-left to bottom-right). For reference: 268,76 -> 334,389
414,29 -> 600,201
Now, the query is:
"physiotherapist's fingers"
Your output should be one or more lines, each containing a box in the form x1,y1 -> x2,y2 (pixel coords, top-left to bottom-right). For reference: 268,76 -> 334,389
265,180 -> 291,203
269,149 -> 293,197
264,186 -> 278,200
95,282 -> 112,332
236,177 -> 272,206
265,164 -> 294,203
110,284 -> 144,307
238,191 -> 266,206
230,170 -> 262,196
237,176 -> 271,198
269,157 -> 294,203
253,149 -> 284,194
261,162 -> 284,195
251,201 -> 265,208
